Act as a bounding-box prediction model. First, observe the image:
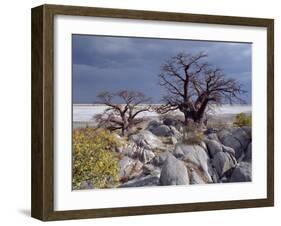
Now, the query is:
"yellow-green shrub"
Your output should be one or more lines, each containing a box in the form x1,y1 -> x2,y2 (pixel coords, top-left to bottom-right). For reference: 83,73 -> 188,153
72,128 -> 121,189
233,113 -> 252,127
181,130 -> 204,145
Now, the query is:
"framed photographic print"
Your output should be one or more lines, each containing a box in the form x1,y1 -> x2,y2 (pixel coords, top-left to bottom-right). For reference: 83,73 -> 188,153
31,4 -> 274,221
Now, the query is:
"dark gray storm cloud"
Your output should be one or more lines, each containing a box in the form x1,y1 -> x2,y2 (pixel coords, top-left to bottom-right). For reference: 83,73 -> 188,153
72,35 -> 252,104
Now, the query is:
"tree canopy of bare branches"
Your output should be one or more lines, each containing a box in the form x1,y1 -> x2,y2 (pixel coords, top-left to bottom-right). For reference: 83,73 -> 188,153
158,52 -> 246,125
95,90 -> 152,136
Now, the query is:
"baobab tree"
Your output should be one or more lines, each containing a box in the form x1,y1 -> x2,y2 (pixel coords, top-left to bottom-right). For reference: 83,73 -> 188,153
157,52 -> 245,126
95,90 -> 152,136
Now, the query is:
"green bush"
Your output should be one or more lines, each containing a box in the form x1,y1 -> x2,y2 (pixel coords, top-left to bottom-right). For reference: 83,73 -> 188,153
72,128 -> 121,189
233,113 -> 252,127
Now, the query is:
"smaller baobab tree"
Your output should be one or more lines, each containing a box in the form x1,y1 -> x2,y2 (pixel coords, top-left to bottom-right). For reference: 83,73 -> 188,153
157,52 -> 246,126
95,90 -> 152,136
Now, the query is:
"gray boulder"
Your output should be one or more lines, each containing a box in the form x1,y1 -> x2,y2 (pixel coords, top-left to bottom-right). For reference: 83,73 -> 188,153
189,169 -> 206,184
119,156 -> 143,179
205,135 -> 235,158
220,176 -> 229,183
212,151 -> 237,178
142,164 -> 156,175
208,165 -> 220,183
150,125 -> 173,137
130,130 -> 163,150
163,117 -> 174,126
119,175 -> 160,187
206,128 -> 219,134
218,129 -> 244,159
230,161 -> 252,182
146,120 -> 161,131
171,136 -> 178,145
206,139 -> 223,157
153,151 -> 173,166
174,144 -> 212,182
150,168 -> 161,177
170,126 -> 182,139
163,117 -> 184,131
199,141 -> 208,151
119,156 -> 134,178
207,133 -> 220,141
217,129 -> 232,140
120,141 -> 156,164
222,145 -> 236,157
242,126 -> 252,138
160,155 -> 189,185
243,142 -> 252,162
131,160 -> 143,178
218,128 -> 251,159
138,149 -> 155,164
173,144 -> 185,159
230,127 -> 251,149
120,142 -> 138,158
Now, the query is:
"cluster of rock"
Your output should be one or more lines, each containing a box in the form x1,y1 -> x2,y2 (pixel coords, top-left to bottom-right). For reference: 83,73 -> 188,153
117,118 -> 252,187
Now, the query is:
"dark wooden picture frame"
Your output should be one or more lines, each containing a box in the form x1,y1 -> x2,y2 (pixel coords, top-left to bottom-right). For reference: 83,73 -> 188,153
31,4 -> 274,221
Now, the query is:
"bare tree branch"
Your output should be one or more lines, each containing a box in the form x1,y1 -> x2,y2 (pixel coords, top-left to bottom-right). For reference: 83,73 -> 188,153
95,90 -> 152,136
158,52 -> 246,125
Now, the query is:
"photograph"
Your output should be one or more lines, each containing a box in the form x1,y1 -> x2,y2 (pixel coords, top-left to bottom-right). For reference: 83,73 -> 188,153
72,34 -> 252,190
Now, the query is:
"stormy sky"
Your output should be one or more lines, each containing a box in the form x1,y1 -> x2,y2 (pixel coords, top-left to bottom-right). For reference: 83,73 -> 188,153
72,34 -> 252,104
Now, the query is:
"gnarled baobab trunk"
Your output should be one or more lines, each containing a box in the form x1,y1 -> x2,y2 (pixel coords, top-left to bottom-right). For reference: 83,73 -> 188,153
157,52 -> 245,127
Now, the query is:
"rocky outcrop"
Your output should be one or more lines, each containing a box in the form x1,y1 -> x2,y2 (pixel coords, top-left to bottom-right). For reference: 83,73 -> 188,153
242,126 -> 252,138
119,175 -> 160,187
189,169 -> 207,184
153,151 -> 173,166
142,164 -> 159,175
146,119 -> 182,139
150,125 -> 173,137
174,144 -> 212,182
162,117 -> 185,132
160,154 -> 189,185
138,149 -> 155,164
119,156 -> 143,179
222,145 -> 236,157
243,142 -> 252,162
163,117 -> 175,126
230,127 -> 251,150
116,119 -> 252,188
146,120 -> 161,130
205,139 -> 223,157
212,151 -> 237,178
206,132 -> 220,141
119,141 -> 156,164
230,161 -> 252,182
218,129 -> 242,159
129,130 -> 164,150
119,142 -> 139,158
208,164 -> 220,183
218,128 -> 251,159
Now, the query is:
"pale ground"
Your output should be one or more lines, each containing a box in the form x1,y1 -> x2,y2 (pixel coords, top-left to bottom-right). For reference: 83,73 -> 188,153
73,104 -> 251,129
